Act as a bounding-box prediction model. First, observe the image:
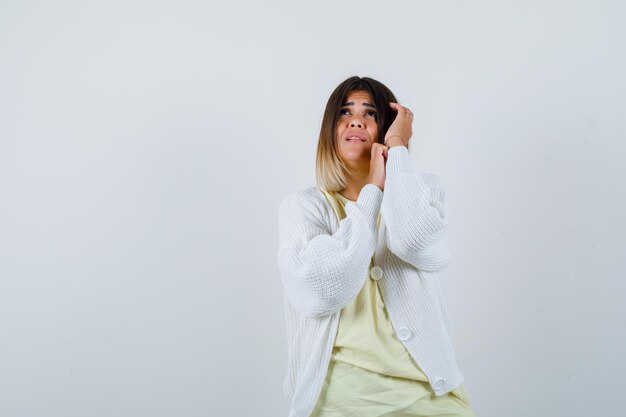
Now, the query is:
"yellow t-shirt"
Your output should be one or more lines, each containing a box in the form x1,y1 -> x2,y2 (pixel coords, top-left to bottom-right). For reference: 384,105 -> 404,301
324,190 -> 429,381
313,189 -> 475,416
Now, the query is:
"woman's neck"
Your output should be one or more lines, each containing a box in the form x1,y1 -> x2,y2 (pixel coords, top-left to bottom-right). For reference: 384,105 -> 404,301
340,173 -> 370,202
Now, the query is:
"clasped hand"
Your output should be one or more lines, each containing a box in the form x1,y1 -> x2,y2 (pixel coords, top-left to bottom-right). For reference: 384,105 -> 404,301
366,102 -> 414,191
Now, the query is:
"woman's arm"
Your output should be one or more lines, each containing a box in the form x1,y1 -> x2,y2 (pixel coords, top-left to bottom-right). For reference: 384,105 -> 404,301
381,146 -> 452,271
277,184 -> 383,317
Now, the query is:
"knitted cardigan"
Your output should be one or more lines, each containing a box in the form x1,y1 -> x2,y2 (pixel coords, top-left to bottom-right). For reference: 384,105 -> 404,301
277,146 -> 464,417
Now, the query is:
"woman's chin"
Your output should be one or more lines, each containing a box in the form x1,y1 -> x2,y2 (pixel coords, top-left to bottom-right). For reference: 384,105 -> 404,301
340,148 -> 370,160
340,155 -> 371,169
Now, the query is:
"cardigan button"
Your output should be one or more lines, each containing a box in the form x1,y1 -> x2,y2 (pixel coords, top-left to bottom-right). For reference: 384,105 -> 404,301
397,327 -> 413,341
370,265 -> 384,280
433,378 -> 445,390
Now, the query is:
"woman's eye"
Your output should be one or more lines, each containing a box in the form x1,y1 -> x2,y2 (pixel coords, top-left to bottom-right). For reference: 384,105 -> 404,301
339,108 -> 376,117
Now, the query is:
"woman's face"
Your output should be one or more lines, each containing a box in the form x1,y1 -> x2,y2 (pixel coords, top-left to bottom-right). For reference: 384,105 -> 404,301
336,90 -> 379,163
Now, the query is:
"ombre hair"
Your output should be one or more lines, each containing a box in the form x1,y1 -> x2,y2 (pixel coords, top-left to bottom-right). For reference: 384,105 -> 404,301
315,76 -> 399,193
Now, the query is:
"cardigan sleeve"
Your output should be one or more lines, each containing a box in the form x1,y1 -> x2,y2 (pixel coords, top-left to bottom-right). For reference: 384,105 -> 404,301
277,184 -> 383,317
381,146 -> 452,272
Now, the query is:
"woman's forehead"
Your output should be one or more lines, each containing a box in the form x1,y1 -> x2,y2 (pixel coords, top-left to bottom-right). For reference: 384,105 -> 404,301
342,90 -> 375,107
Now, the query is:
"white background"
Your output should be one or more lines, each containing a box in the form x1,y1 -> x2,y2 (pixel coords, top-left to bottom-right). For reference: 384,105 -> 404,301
1,1 -> 625,416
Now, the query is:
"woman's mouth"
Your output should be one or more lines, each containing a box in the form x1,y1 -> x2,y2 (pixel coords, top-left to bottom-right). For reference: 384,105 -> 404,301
345,136 -> 366,142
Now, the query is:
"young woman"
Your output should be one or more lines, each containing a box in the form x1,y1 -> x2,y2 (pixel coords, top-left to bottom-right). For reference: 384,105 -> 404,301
277,76 -> 477,417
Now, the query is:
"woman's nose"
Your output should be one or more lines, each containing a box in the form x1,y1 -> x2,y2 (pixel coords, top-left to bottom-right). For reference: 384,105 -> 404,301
350,118 -> 363,128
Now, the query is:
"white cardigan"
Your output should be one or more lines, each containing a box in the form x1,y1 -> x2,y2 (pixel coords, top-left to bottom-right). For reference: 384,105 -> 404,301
277,146 -> 464,417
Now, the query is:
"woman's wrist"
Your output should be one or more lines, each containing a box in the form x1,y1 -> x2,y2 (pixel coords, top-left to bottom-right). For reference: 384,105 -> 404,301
384,135 -> 407,148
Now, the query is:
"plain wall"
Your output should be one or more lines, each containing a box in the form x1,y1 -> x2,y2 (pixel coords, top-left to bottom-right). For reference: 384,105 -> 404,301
1,1 -> 625,416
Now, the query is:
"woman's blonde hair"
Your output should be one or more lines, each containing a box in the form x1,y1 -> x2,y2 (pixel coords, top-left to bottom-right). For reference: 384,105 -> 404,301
316,76 -> 399,192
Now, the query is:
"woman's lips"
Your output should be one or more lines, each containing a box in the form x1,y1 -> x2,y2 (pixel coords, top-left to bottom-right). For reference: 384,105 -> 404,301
345,135 -> 366,142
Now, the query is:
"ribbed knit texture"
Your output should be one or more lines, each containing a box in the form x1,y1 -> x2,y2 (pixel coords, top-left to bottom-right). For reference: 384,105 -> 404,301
277,146 -> 463,417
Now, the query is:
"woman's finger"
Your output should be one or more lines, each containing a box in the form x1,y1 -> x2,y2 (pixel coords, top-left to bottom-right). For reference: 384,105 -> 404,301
389,102 -> 404,113
389,102 -> 413,118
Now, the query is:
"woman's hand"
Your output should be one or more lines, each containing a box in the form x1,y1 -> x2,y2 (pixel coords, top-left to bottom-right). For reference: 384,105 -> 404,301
366,142 -> 389,191
384,102 -> 414,147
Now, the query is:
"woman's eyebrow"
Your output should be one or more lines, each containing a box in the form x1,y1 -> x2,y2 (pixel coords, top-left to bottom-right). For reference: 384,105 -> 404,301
341,101 -> 376,108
